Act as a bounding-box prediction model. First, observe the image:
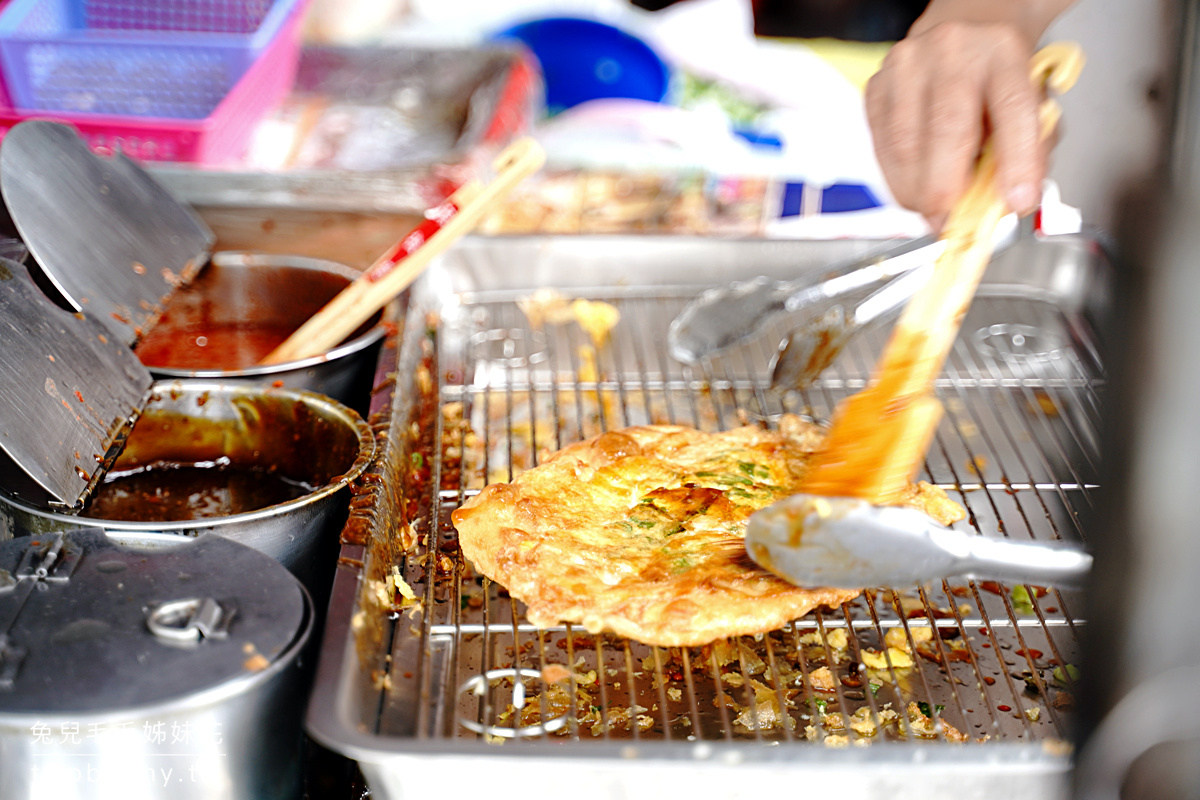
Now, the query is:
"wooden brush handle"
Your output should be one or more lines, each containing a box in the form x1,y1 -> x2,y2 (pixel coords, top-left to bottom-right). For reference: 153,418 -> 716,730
801,42 -> 1084,504
260,138 -> 546,366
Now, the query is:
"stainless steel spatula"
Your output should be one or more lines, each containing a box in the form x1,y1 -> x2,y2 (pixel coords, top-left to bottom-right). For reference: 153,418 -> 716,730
0,258 -> 152,508
745,493 -> 1091,589
0,120 -> 214,348
667,235 -> 943,363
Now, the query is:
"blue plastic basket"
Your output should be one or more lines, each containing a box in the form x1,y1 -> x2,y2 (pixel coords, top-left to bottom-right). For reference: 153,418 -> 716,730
0,0 -> 300,118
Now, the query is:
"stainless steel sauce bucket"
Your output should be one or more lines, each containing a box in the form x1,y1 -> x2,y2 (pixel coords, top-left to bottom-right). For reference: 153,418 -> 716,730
0,381 -> 376,600
135,251 -> 394,410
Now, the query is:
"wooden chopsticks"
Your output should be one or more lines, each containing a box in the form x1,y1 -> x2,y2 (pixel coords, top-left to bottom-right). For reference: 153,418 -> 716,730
261,137 -> 546,366
800,42 -> 1085,504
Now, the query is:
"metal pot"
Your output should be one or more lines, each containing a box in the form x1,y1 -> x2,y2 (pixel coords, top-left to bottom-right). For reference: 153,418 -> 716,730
0,528 -> 314,800
0,121 -> 394,411
133,251 -> 394,410
0,381 -> 376,601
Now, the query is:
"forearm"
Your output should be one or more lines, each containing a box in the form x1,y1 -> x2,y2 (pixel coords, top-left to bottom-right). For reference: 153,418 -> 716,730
910,0 -> 1078,44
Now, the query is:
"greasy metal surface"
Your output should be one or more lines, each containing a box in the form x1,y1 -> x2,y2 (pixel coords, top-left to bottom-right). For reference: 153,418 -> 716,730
308,234 -> 1106,797
0,121 -> 214,348
0,258 -> 151,507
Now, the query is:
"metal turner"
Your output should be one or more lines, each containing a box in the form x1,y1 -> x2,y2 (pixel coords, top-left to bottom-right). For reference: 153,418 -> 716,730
745,493 -> 1092,590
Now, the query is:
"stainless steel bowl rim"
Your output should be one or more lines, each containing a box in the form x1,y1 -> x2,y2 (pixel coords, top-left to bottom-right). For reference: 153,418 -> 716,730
1,381 -> 377,531
150,251 -> 390,377
146,323 -> 386,379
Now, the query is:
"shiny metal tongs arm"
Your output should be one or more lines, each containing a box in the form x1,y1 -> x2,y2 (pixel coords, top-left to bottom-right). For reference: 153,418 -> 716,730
767,216 -> 1030,395
667,234 -> 944,364
745,494 -> 1092,590
768,259 -> 935,395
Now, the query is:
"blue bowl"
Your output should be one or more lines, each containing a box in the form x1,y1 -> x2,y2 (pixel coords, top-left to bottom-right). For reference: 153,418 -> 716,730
492,16 -> 670,115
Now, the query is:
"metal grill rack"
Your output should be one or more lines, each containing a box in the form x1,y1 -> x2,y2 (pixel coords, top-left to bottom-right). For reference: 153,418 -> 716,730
308,233 -> 1109,799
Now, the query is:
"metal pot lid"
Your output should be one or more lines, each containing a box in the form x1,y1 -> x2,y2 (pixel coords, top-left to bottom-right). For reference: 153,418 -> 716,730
0,529 -> 309,715
0,257 -> 152,509
0,120 -> 214,348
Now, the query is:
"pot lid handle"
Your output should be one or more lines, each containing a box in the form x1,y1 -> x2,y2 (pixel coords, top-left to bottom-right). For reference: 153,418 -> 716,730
146,597 -> 236,644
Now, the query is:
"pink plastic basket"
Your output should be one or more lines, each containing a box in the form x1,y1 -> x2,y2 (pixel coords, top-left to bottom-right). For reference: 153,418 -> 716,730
0,0 -> 305,163
81,0 -> 277,34
0,0 -> 301,118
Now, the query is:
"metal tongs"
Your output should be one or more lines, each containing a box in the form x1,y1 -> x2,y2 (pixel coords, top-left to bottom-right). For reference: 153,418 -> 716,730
768,260 -> 935,394
768,217 -> 1036,394
745,494 -> 1091,589
667,235 -> 944,364
747,42 -> 1089,591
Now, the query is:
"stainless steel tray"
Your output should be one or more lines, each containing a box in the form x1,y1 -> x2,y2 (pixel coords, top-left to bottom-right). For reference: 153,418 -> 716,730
148,44 -> 540,212
307,233 -> 1110,800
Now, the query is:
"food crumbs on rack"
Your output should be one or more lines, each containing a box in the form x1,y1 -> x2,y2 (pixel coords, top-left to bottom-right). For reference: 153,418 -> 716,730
577,345 -> 599,383
570,298 -> 621,347
541,664 -> 572,684
733,679 -> 783,731
516,289 -> 621,349
809,666 -> 836,693
1024,706 -> 1042,722
966,455 -> 989,477
389,566 -> 417,603
862,646 -> 914,671
517,288 -> 573,329
905,702 -> 969,742
884,625 -> 932,651
798,628 -> 850,663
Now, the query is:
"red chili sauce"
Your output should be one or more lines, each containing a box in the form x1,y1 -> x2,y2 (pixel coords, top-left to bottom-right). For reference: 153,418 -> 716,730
134,261 -> 368,370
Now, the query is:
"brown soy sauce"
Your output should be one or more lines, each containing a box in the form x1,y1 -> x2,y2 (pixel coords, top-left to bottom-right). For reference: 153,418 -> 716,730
78,393 -> 359,523
83,459 -> 316,522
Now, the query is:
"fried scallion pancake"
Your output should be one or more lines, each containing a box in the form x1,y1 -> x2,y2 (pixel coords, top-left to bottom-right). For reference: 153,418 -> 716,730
451,415 -> 965,647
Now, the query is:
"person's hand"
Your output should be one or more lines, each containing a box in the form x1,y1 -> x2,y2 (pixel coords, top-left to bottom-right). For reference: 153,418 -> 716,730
864,1 -> 1077,230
